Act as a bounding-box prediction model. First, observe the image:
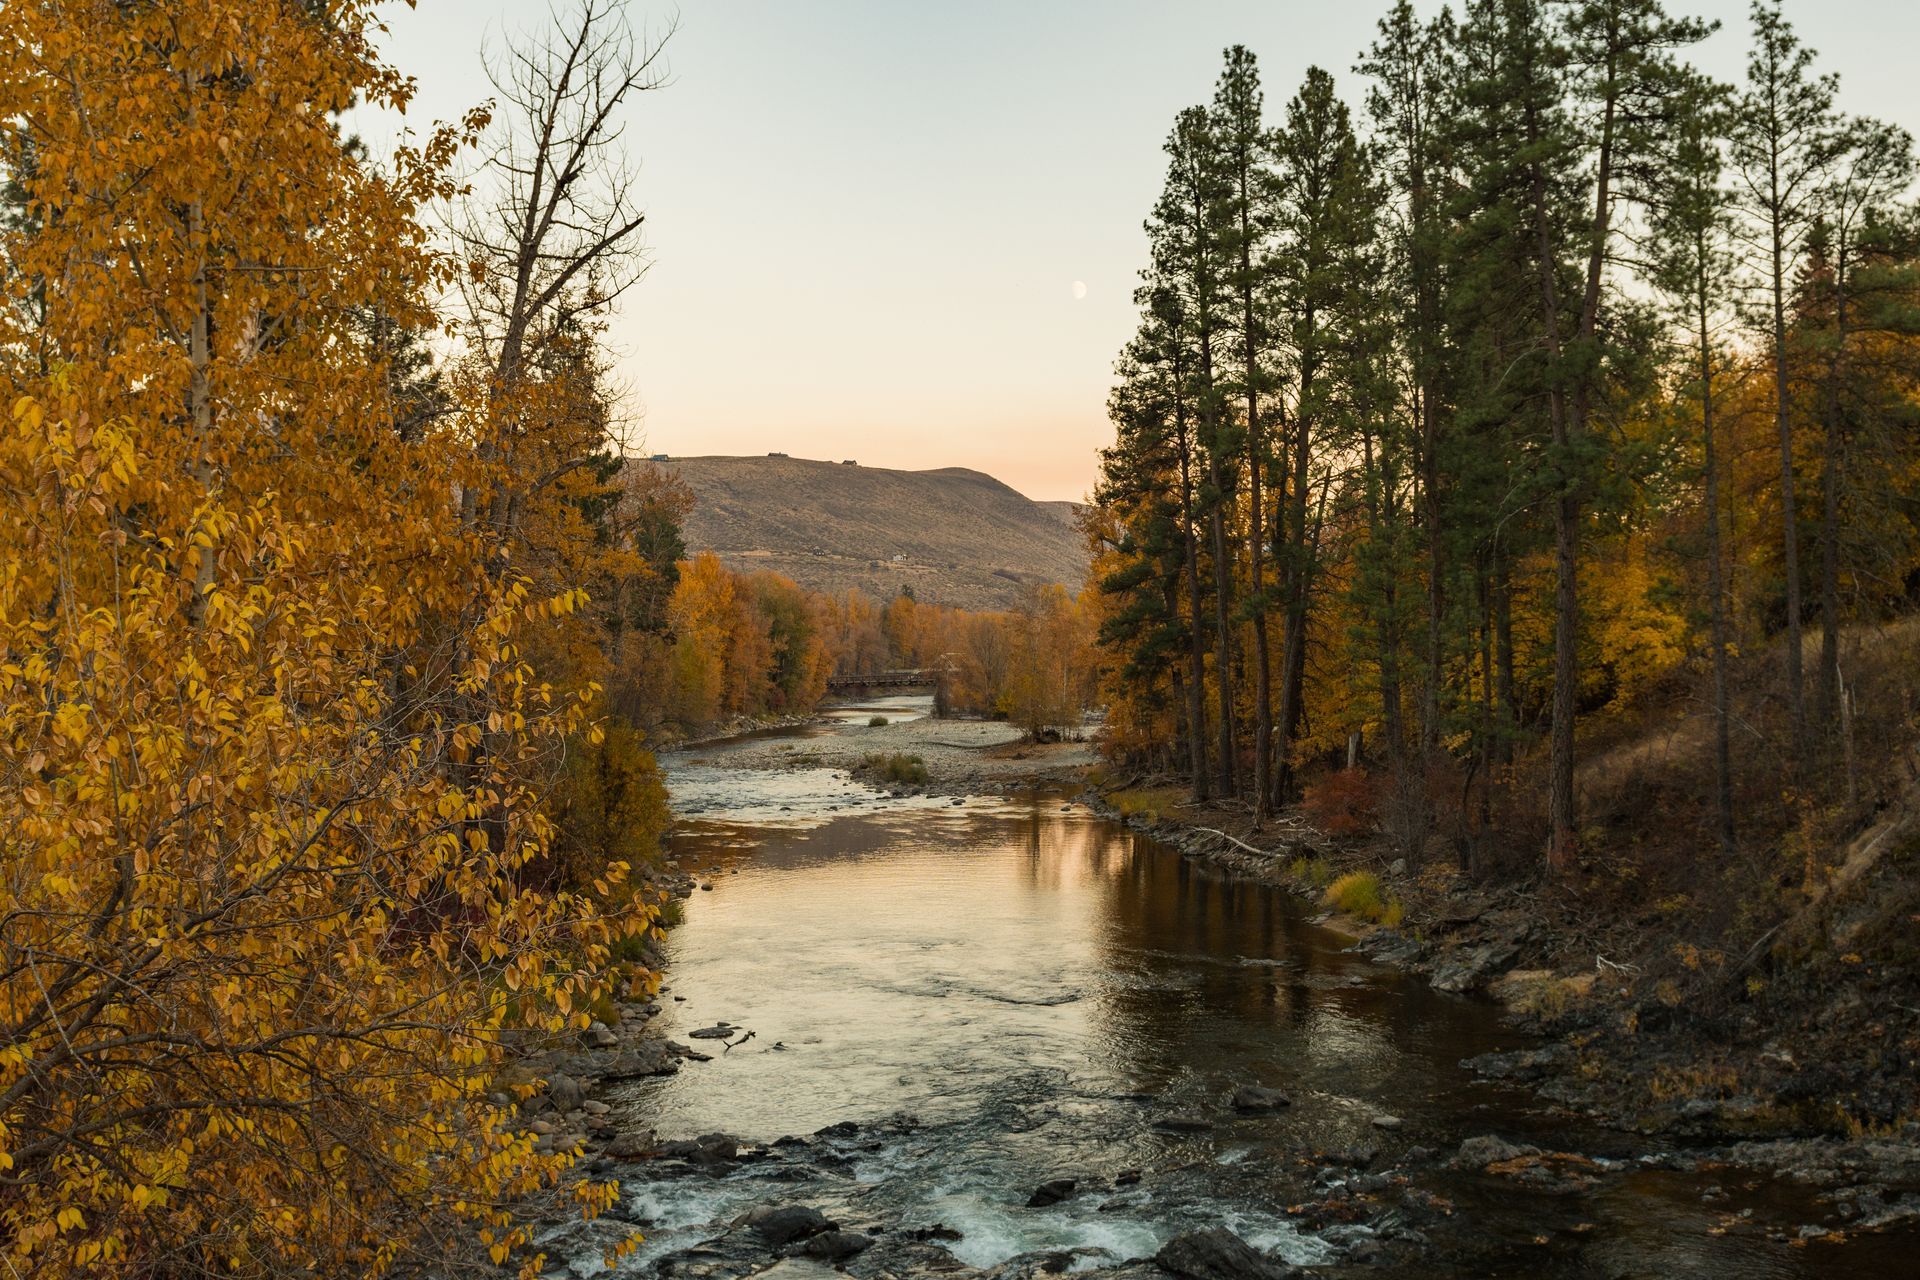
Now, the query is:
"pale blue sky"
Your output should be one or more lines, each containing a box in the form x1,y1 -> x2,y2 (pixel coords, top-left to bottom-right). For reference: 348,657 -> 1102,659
363,1 -> 1920,500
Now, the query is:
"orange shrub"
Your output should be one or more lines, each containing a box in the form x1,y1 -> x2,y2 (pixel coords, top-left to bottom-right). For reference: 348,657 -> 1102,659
1302,767 -> 1379,838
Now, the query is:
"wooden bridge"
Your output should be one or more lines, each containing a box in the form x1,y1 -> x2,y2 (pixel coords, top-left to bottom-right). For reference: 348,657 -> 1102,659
823,668 -> 947,696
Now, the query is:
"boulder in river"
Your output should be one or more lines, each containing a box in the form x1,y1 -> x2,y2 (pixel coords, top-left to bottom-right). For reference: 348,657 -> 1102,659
658,1132 -> 740,1169
1449,1134 -> 1537,1170
688,1023 -> 737,1040
1025,1177 -> 1079,1207
1231,1086 -> 1292,1113
1154,1227 -> 1297,1279
1153,1113 -> 1215,1133
741,1203 -> 833,1246
790,1229 -> 872,1261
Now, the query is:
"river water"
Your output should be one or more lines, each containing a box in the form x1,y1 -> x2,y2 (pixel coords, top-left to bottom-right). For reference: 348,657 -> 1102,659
605,703 -> 1904,1277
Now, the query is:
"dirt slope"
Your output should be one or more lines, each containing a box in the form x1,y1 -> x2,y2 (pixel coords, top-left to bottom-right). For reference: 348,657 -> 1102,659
664,455 -> 1089,611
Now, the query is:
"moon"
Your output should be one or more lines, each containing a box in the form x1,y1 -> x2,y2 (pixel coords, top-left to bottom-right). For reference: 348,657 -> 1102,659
1071,280 -> 1088,301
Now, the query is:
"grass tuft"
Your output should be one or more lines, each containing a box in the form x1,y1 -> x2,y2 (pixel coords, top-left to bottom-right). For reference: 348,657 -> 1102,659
1325,870 -> 1405,927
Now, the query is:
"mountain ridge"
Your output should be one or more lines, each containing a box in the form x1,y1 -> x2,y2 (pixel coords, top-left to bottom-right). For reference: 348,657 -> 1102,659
662,454 -> 1089,611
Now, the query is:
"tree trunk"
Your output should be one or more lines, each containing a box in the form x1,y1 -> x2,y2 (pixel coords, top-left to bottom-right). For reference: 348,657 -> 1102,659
1274,306 -> 1318,804
1770,200 -> 1807,753
1174,397 -> 1212,801
1522,86 -> 1580,875
1816,239 -> 1848,732
1240,186 -> 1276,822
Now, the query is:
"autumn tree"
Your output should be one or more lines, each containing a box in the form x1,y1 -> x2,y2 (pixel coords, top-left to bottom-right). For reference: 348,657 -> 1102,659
0,2 -> 651,1274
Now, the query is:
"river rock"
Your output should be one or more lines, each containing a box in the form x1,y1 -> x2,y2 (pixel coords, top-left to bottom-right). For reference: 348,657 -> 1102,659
1371,1112 -> 1404,1130
545,1070 -> 585,1111
1154,1227 -> 1296,1279
791,1229 -> 873,1261
1025,1177 -> 1078,1207
659,1132 -> 740,1169
1231,1086 -> 1292,1113
1428,938 -> 1523,993
602,1130 -> 653,1159
1462,1043 -> 1573,1083
600,1040 -> 681,1080
982,1249 -> 1125,1278
742,1204 -> 833,1246
583,1019 -> 619,1049
1153,1113 -> 1215,1133
1450,1134 -> 1537,1170
689,1023 -> 737,1040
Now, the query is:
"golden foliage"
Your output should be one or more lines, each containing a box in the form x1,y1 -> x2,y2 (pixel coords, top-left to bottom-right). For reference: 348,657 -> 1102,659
0,2 -> 650,1273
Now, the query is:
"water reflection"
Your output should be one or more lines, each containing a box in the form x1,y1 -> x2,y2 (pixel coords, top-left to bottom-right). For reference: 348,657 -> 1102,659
620,779 -> 1910,1277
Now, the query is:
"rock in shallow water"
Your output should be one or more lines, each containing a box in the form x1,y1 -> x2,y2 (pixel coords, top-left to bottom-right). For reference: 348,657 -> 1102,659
1231,1086 -> 1292,1113
1024,1176 -> 1079,1206
791,1229 -> 872,1261
1154,1227 -> 1297,1279
741,1203 -> 833,1246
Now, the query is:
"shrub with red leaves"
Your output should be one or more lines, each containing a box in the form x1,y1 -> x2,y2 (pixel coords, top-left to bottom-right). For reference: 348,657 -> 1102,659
1302,767 -> 1379,838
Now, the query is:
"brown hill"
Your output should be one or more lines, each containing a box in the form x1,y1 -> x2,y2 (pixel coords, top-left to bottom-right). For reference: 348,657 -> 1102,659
662,455 -> 1088,611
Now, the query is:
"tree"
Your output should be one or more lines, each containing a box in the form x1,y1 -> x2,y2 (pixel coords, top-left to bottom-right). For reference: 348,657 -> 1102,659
1806,118 -> 1916,731
1649,72 -> 1741,853
1359,1 -> 1457,788
1151,106 -> 1241,796
1732,0 -> 1836,758
453,0 -> 671,551
0,2 -> 648,1272
1272,66 -> 1370,804
1212,46 -> 1281,817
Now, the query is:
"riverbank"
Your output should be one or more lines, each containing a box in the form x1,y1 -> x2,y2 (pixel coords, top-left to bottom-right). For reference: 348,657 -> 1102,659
1086,784 -> 1920,1238
670,709 -> 1100,796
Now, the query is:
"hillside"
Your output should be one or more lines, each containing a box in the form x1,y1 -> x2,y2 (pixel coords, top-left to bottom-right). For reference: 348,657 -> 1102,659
662,455 -> 1089,611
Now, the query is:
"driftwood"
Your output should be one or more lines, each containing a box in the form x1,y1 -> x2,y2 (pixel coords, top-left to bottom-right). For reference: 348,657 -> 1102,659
1190,827 -> 1283,859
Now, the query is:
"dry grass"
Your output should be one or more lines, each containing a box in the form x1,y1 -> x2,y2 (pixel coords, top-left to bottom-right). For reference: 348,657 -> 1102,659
1324,870 -> 1405,928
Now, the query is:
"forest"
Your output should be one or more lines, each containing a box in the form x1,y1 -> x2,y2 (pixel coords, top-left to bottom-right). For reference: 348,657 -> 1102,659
1091,0 -> 1920,889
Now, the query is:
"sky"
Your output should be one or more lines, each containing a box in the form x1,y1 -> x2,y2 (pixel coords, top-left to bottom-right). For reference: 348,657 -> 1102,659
360,1 -> 1920,502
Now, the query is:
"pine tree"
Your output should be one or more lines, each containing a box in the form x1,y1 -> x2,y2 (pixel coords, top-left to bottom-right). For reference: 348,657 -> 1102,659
1212,46 -> 1280,817
1732,0 -> 1837,759
1650,71 -> 1740,854
1808,118 -> 1915,732
1272,67 -> 1368,803
1151,106 -> 1242,796
1359,2 -> 1457,797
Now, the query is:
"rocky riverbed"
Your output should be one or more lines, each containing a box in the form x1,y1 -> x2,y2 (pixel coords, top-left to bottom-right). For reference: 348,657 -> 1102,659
667,702 -> 1099,799
1091,803 -> 1920,1250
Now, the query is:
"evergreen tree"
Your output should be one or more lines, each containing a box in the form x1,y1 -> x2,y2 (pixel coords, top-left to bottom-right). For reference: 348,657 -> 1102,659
1359,1 -> 1457,795
1272,66 -> 1368,803
1212,46 -> 1281,817
1649,71 -> 1740,854
1731,0 -> 1837,757
1150,106 -> 1242,796
1807,117 -> 1915,730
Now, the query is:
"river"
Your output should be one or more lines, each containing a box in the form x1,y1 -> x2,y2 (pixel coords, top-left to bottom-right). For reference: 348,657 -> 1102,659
594,701 -> 1906,1278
